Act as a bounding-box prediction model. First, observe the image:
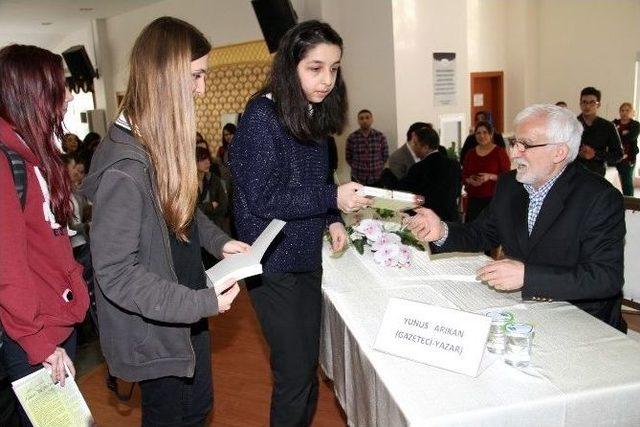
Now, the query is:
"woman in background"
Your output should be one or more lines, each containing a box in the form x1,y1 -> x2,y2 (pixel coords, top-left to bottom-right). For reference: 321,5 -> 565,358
462,120 -> 511,222
0,44 -> 89,426
82,17 -> 247,425
613,102 -> 639,196
230,20 -> 370,426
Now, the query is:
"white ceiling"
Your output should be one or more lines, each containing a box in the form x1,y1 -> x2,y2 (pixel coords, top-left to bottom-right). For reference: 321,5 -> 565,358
0,0 -> 165,49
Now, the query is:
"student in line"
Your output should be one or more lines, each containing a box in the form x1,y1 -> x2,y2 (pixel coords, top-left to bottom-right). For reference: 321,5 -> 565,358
82,17 -> 248,426
230,20 -> 371,426
0,44 -> 90,426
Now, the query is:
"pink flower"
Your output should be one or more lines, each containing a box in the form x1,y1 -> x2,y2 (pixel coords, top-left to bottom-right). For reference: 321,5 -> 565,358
373,243 -> 400,267
355,219 -> 384,242
371,232 -> 401,251
397,244 -> 412,267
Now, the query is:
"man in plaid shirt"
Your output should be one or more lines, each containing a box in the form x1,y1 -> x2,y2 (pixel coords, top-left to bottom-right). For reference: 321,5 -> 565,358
346,109 -> 389,184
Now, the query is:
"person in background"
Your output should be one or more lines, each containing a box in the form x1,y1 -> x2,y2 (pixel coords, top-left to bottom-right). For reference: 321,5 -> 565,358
555,101 -> 568,108
61,132 -> 81,154
387,122 -> 430,181
395,126 -> 460,221
197,146 -> 229,237
613,102 -> 639,196
230,20 -> 370,426
459,110 -> 506,165
345,109 -> 389,185
462,120 -> 511,222
0,44 -> 90,426
576,86 -> 623,176
406,104 -> 626,333
81,17 -> 248,426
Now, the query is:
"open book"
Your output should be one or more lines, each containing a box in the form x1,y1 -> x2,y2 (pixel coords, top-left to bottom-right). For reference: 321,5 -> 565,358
205,219 -> 286,293
12,366 -> 94,427
360,186 -> 425,211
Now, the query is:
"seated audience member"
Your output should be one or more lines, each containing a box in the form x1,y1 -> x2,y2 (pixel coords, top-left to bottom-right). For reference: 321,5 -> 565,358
61,132 -> 81,154
576,86 -> 623,176
462,120 -> 511,222
387,122 -> 431,181
196,132 -> 221,177
197,146 -> 228,230
78,132 -> 101,172
406,104 -> 626,333
613,102 -> 640,196
396,126 -> 460,221
459,110 -> 506,164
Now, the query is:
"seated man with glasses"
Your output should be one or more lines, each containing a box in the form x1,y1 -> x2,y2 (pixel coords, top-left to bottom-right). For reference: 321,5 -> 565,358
576,86 -> 623,176
405,104 -> 626,333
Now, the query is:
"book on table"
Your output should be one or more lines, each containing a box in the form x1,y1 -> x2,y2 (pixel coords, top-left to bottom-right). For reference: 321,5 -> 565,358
360,186 -> 425,211
11,366 -> 94,427
205,219 -> 286,294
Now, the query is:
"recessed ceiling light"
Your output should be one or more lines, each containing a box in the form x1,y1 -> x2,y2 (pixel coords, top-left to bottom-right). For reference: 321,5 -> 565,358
41,22 -> 52,26
79,8 -> 94,11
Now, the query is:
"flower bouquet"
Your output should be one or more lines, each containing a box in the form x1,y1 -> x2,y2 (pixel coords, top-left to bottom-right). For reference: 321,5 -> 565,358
330,215 -> 425,267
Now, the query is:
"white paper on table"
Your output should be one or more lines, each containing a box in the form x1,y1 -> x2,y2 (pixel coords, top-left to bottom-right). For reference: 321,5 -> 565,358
205,219 -> 286,293
12,366 -> 94,427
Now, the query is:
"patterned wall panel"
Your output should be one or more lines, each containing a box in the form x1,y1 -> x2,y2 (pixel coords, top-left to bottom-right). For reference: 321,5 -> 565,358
195,40 -> 272,156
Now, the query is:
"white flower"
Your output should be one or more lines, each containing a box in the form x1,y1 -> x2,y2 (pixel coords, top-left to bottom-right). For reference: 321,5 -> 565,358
371,232 -> 401,251
354,219 -> 384,242
373,242 -> 401,267
349,230 -> 365,240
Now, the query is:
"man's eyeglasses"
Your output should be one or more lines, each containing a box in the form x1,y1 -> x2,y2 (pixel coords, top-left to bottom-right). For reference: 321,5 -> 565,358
508,138 -> 552,152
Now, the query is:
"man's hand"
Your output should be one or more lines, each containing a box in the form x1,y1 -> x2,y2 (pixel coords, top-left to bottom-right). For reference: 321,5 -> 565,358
465,175 -> 483,187
328,222 -> 347,252
404,208 -> 444,242
477,259 -> 524,291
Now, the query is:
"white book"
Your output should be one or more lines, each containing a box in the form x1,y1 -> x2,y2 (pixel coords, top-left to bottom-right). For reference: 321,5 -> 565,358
360,186 -> 425,211
12,366 -> 94,427
205,219 -> 286,293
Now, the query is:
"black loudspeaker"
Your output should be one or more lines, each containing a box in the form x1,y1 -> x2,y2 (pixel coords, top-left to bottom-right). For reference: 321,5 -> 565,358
62,45 -> 97,81
251,0 -> 298,53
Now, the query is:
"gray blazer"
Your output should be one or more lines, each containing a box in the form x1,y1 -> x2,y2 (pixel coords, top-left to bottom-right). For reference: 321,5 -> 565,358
82,124 -> 231,381
387,143 -> 416,180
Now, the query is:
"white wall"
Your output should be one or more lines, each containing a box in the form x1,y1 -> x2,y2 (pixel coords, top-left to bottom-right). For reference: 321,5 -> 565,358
319,0 -> 397,181
537,0 -> 640,119
393,0 -> 469,148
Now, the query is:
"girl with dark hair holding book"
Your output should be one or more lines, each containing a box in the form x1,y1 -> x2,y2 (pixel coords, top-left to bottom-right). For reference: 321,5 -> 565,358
230,20 -> 370,426
0,44 -> 90,426
82,17 -> 248,425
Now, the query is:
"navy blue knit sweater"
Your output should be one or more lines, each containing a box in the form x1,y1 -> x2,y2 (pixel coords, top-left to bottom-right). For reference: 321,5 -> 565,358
229,96 -> 341,273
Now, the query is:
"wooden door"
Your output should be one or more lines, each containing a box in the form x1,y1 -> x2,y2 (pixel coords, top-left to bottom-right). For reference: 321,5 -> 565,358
470,71 -> 504,133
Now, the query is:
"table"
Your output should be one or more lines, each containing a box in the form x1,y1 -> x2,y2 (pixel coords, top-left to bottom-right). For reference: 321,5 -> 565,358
319,244 -> 640,426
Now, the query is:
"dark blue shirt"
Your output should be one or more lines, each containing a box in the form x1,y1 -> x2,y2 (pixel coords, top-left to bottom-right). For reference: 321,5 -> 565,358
229,96 -> 340,273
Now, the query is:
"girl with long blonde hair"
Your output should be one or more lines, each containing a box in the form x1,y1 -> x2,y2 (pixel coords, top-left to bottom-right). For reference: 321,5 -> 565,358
82,17 -> 248,425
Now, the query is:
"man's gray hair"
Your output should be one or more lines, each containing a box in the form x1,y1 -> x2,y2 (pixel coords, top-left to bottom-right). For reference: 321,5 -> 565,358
514,104 -> 583,162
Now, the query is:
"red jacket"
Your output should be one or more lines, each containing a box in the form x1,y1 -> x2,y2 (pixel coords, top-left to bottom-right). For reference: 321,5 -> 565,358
0,118 -> 89,364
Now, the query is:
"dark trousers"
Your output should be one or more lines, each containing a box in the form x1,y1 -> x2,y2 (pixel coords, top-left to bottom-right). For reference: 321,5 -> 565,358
139,321 -> 212,427
466,196 -> 492,223
616,163 -> 635,196
246,270 -> 323,427
0,330 -> 77,427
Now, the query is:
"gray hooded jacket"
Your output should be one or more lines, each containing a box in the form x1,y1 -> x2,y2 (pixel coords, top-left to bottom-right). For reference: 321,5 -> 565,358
81,123 -> 230,381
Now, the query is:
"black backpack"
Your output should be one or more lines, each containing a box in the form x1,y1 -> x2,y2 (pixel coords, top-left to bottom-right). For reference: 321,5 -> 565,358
0,141 -> 27,210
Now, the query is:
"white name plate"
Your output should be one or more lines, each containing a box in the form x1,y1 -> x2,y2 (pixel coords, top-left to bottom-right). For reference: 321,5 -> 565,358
373,298 -> 491,377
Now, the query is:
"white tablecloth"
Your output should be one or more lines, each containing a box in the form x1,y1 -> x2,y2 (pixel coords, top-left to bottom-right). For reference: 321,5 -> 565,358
320,244 -> 640,426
